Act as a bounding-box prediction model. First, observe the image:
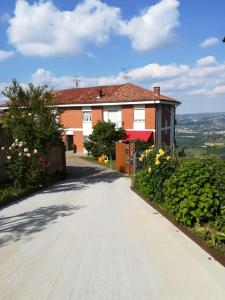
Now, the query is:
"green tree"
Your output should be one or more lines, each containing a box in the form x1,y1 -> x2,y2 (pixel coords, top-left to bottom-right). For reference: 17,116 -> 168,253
84,121 -> 125,158
3,80 -> 62,151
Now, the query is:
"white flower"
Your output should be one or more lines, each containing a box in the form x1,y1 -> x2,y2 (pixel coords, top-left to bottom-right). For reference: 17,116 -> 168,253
7,156 -> 11,160
8,147 -> 12,150
33,149 -> 38,154
26,153 -> 31,158
15,139 -> 18,143
1,147 -> 5,150
18,153 -> 22,156
11,143 -> 15,147
19,142 -> 23,147
24,148 -> 29,153
28,113 -> 31,116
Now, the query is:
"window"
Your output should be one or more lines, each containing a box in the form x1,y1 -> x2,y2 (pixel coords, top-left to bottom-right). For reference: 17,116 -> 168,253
83,111 -> 92,122
134,106 -> 145,122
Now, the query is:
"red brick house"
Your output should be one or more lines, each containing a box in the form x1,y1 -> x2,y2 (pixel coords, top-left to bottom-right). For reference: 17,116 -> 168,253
54,83 -> 180,153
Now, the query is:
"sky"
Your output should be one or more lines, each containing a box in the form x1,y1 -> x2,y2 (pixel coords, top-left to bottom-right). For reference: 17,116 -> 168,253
0,0 -> 225,114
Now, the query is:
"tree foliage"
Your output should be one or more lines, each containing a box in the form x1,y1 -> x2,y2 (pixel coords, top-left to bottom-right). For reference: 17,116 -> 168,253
2,80 -> 62,151
84,121 -> 125,158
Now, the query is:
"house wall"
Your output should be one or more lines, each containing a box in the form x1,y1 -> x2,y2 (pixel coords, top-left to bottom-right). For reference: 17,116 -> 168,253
145,105 -> 156,129
60,108 -> 82,128
60,103 -> 175,152
73,130 -> 83,153
92,106 -> 103,127
122,105 -> 133,129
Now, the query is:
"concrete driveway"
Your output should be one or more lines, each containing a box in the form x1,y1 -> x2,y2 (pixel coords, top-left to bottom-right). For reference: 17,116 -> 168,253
0,153 -> 225,300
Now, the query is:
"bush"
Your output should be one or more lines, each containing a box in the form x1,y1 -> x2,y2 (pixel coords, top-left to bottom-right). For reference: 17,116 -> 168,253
163,158 -> 225,227
1,140 -> 48,188
84,121 -> 125,158
134,146 -> 177,203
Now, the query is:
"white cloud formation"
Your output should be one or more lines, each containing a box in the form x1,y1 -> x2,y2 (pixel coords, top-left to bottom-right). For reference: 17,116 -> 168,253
8,0 -> 121,56
200,37 -> 220,48
7,0 -> 180,56
196,56 -> 217,67
120,0 -> 180,52
0,50 -> 14,61
31,56 -> 225,99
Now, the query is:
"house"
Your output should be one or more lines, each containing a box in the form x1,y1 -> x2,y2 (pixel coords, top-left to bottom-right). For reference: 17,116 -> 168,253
54,83 -> 180,153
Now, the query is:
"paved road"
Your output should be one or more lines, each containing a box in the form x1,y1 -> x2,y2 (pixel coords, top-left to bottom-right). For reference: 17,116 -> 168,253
0,154 -> 225,300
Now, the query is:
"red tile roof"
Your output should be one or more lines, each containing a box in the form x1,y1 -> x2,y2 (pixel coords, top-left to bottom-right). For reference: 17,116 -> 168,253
54,83 -> 180,105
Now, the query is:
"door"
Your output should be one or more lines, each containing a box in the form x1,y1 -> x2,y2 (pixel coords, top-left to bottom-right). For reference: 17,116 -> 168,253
66,135 -> 73,151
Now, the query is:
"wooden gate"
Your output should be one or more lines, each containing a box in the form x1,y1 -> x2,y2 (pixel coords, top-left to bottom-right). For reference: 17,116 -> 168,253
115,142 -> 135,174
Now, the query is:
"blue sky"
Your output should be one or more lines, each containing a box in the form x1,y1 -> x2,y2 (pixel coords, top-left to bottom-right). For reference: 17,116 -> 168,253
0,0 -> 225,114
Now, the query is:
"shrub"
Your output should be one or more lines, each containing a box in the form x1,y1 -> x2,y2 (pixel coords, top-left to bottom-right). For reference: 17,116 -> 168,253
163,158 -> 225,227
134,146 -> 177,203
1,140 -> 47,188
84,121 -> 125,158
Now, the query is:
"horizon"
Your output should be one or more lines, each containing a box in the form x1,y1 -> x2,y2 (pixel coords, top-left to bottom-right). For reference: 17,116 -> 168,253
0,0 -> 225,114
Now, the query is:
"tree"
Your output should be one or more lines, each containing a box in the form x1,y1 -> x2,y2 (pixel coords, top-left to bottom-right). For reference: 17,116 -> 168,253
84,121 -> 125,158
2,80 -> 62,151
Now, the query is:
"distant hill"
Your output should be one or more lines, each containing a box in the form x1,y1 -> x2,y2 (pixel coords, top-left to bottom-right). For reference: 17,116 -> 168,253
176,112 -> 225,131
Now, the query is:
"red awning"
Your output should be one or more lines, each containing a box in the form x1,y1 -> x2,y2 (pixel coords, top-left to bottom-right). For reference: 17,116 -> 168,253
123,130 -> 153,142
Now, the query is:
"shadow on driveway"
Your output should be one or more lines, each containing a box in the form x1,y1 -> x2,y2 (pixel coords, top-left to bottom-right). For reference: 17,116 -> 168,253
0,204 -> 81,247
43,165 -> 125,194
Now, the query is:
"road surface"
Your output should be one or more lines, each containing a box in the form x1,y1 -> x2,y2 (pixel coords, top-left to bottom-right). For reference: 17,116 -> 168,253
0,154 -> 225,300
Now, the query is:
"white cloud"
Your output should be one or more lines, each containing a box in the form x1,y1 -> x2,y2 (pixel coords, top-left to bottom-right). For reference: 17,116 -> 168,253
8,0 -> 121,56
129,63 -> 189,81
86,51 -> 96,58
196,56 -> 217,67
7,0 -> 180,56
200,37 -> 220,48
120,0 -> 180,52
0,50 -> 14,61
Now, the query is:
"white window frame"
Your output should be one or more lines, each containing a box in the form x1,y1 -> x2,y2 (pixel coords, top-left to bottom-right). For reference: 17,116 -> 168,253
82,109 -> 92,123
134,105 -> 145,122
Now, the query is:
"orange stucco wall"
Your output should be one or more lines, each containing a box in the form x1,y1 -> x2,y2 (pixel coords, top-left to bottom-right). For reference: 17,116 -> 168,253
122,105 -> 133,129
92,107 -> 103,127
60,108 -> 82,128
145,105 -> 156,129
73,131 -> 83,152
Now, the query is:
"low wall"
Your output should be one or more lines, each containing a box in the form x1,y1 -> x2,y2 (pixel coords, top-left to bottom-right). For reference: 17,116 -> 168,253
0,145 -> 66,183
46,146 -> 66,175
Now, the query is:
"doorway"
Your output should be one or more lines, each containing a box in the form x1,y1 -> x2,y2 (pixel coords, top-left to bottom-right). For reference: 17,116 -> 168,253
66,134 -> 74,151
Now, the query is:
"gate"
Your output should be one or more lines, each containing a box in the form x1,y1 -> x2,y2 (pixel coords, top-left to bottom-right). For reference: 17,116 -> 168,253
115,142 -> 135,175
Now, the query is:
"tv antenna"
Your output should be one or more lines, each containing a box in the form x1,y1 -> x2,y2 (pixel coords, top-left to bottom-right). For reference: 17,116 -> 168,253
73,76 -> 81,88
121,67 -> 131,82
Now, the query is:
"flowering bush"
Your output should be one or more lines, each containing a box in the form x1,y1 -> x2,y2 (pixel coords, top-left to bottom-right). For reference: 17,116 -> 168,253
1,139 -> 47,188
134,146 -> 177,203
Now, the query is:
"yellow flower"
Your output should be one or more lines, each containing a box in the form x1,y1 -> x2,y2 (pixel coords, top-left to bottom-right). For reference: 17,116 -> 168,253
145,149 -> 153,155
155,159 -> 160,165
148,167 -> 152,173
151,145 -> 155,149
166,156 -> 171,160
156,154 -> 161,159
158,149 -> 165,156
139,157 -> 143,162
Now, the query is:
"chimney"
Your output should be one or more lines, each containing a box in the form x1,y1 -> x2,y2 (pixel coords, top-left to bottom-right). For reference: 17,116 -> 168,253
153,86 -> 160,97
96,89 -> 104,99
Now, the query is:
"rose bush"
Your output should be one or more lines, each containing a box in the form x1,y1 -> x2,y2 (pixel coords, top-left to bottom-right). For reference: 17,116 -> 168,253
1,139 -> 48,188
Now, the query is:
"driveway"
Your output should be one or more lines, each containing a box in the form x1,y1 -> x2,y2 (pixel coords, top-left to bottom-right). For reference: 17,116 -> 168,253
0,153 -> 225,300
